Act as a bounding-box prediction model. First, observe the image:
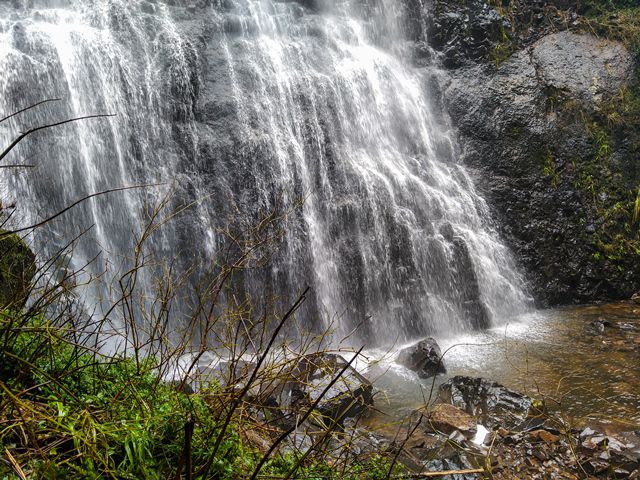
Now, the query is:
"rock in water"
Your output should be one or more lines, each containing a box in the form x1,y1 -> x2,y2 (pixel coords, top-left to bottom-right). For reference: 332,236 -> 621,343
427,403 -> 477,437
584,318 -> 612,336
438,376 -> 536,429
0,231 -> 36,309
396,337 -> 446,378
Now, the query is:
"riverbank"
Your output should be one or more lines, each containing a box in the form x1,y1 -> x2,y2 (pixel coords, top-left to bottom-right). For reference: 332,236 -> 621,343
2,301 -> 639,479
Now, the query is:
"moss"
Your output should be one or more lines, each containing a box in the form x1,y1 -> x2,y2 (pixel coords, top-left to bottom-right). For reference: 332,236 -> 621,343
489,26 -> 515,68
0,230 -> 36,309
583,83 -> 640,261
507,124 -> 523,139
543,59 -> 640,264
540,146 -> 559,188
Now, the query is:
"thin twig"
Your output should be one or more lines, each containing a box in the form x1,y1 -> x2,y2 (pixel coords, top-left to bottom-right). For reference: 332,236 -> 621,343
0,183 -> 161,236
198,287 -> 310,478
0,98 -> 61,124
0,114 -> 115,164
252,469 -> 484,479
4,449 -> 27,480
389,469 -> 484,478
249,345 -> 365,480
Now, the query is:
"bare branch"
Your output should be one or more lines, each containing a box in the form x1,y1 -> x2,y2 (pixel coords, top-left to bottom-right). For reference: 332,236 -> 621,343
0,98 -> 61,124
0,114 -> 115,164
0,183 -> 161,237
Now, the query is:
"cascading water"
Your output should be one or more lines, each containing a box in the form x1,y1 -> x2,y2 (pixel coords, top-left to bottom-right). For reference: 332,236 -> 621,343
0,0 -> 198,319
0,0 -> 531,346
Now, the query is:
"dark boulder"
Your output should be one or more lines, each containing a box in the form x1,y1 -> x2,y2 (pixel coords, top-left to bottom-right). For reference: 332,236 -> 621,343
396,337 -> 446,378
438,376 -> 538,429
0,231 -> 36,310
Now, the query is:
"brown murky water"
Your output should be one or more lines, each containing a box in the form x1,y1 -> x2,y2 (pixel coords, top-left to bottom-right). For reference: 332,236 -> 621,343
365,302 -> 640,431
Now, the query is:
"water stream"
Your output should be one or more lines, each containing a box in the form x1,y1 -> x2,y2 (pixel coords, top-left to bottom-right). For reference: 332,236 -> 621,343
365,302 -> 640,431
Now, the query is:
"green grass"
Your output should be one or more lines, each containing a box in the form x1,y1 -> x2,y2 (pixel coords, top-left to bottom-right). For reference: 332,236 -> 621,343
582,4 -> 640,57
543,46 -> 640,263
0,312 -> 404,480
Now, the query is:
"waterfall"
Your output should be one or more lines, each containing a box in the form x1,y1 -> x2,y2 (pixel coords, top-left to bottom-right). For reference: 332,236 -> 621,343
0,0 -> 531,346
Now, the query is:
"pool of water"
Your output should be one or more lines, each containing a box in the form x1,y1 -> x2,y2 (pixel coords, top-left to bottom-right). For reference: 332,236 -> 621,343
361,302 -> 640,431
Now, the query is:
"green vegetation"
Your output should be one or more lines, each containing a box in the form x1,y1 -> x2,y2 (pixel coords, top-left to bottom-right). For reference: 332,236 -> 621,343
0,232 -> 35,309
537,2 -> 640,264
581,3 -> 640,57
579,79 -> 640,261
568,90 -> 640,262
0,310 -> 404,479
489,26 -> 515,68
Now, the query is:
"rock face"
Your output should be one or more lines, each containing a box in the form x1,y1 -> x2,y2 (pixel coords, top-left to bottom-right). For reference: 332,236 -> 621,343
396,337 -> 446,378
531,32 -> 634,106
424,0 -> 508,68
0,232 -> 36,309
438,376 -> 536,429
423,0 -> 640,306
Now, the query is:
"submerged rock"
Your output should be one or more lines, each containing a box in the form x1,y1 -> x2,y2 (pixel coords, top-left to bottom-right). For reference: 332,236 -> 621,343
585,318 -> 612,335
438,376 -> 537,429
175,351 -> 256,389
396,337 -> 446,378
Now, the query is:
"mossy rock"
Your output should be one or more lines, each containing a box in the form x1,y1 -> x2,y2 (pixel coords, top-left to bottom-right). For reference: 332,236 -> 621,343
0,230 -> 36,309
